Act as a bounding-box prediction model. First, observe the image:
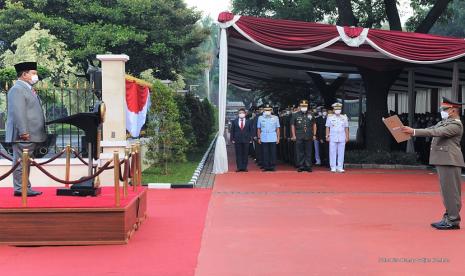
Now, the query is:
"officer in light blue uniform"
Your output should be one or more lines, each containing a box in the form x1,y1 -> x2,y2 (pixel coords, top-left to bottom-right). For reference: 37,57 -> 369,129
257,104 -> 280,171
325,102 -> 349,173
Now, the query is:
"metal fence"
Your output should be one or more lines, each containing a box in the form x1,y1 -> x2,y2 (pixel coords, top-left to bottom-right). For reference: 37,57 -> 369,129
0,81 -> 100,157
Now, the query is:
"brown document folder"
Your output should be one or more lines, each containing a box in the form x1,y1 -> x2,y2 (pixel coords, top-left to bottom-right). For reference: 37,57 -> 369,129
382,115 -> 411,143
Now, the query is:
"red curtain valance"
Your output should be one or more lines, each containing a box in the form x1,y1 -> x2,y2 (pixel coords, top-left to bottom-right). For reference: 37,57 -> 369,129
219,12 -> 465,64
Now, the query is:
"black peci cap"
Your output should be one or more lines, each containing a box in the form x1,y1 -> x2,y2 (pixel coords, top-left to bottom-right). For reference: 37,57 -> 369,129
14,62 -> 37,74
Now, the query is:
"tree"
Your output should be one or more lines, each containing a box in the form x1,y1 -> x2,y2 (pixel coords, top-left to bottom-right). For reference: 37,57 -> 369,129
0,0 -> 209,79
174,94 -> 197,151
232,0 -> 454,151
145,80 -> 188,174
201,97 -> 216,138
429,1 -> 465,37
309,74 -> 348,108
185,92 -> 214,147
1,23 -> 75,83
228,85 -> 261,108
183,17 -> 219,99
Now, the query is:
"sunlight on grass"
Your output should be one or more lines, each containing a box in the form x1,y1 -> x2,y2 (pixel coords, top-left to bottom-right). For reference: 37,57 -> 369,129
142,150 -> 205,184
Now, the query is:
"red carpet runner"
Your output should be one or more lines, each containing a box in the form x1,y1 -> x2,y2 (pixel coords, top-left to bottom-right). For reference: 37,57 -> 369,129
0,189 -> 211,276
195,155 -> 465,275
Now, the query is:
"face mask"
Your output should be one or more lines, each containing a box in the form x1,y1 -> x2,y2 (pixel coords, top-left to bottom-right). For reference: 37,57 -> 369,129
238,113 -> 245,118
30,74 -> 39,85
334,110 -> 342,115
318,112 -> 322,116
307,115 -> 312,119
264,111 -> 271,116
440,111 -> 449,120
322,112 -> 327,116
300,107 -> 308,112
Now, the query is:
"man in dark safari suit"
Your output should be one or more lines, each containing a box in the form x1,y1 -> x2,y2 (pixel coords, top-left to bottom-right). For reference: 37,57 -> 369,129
6,62 -> 47,197
230,108 -> 253,172
402,97 -> 465,230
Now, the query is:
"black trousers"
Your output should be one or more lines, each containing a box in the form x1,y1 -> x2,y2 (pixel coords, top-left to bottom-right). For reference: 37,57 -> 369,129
262,142 -> 277,170
254,140 -> 262,165
234,142 -> 249,170
282,139 -> 289,163
319,140 -> 329,166
289,140 -> 296,166
295,139 -> 313,169
249,142 -> 255,158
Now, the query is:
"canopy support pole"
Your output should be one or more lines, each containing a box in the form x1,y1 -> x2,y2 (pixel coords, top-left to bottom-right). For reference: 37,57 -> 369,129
406,69 -> 415,153
430,88 -> 438,112
358,82 -> 363,126
452,62 -> 460,102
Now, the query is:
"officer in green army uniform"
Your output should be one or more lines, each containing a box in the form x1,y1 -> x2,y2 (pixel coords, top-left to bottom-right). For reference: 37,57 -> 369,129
402,97 -> 465,230
290,100 -> 316,172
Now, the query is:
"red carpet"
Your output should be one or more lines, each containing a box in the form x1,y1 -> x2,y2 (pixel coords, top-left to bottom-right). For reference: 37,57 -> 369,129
195,153 -> 465,275
0,187 -> 143,208
0,189 -> 211,276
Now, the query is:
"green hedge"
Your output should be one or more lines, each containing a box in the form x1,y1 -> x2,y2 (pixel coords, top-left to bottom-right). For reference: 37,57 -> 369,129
184,93 -> 215,148
345,150 -> 420,165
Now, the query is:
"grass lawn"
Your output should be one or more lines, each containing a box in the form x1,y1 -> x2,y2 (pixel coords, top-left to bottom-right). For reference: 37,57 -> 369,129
142,148 -> 207,184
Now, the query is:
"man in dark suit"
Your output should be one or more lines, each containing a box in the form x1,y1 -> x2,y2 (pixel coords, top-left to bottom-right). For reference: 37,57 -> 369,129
6,62 -> 47,197
230,108 -> 253,172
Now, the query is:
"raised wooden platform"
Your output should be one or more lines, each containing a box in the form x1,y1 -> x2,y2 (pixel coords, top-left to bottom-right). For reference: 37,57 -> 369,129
0,189 -> 147,246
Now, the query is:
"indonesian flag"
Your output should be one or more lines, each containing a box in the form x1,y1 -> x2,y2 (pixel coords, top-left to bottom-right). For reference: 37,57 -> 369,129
126,80 -> 151,137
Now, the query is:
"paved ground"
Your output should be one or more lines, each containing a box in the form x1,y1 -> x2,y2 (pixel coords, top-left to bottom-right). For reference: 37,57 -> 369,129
195,147 -> 465,276
195,144 -> 216,189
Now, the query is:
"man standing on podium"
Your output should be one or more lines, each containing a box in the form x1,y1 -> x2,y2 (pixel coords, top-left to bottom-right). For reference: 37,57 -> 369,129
6,62 -> 46,197
402,97 -> 464,230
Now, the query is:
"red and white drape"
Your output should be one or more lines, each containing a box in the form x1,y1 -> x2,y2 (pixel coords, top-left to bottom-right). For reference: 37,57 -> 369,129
126,80 -> 151,138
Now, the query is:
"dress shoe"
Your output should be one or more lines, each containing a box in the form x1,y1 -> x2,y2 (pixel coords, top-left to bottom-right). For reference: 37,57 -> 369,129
297,167 -> 304,172
243,169 -> 248,172
431,221 -> 460,230
430,220 -> 444,228
235,169 -> 241,172
307,167 -> 313,172
14,190 -> 43,197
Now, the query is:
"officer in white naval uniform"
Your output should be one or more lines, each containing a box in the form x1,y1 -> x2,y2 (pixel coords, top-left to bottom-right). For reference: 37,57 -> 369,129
325,103 -> 349,173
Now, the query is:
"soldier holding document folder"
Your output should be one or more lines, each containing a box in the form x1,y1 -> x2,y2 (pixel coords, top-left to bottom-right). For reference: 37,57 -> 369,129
401,97 -> 464,230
